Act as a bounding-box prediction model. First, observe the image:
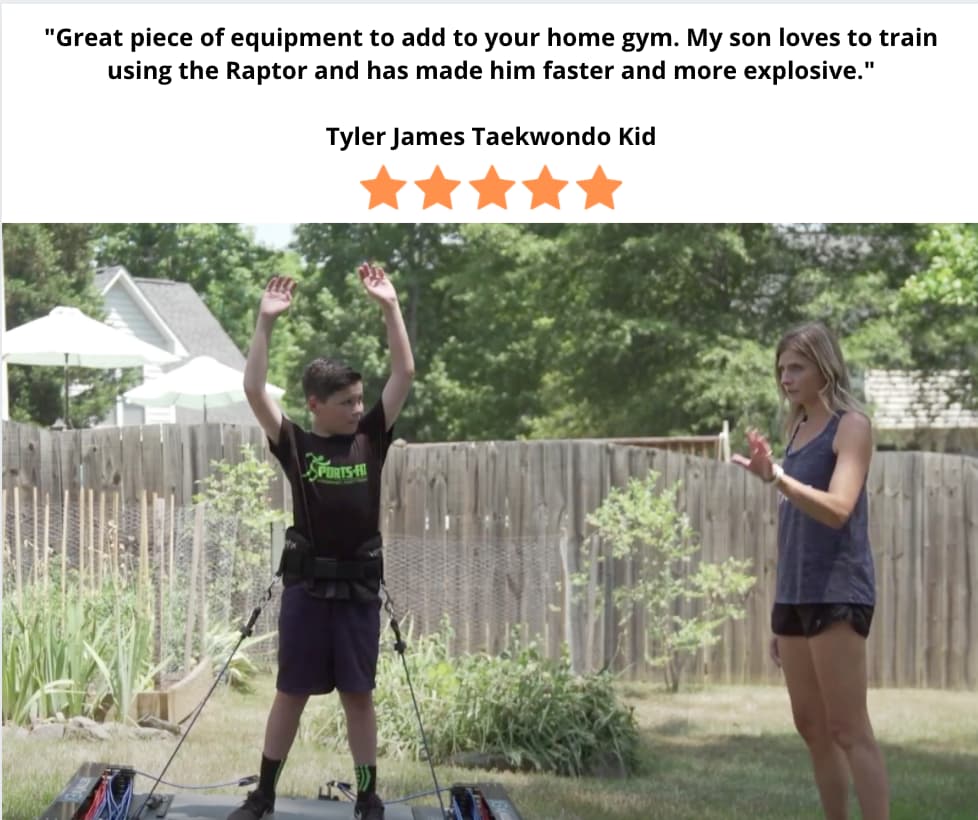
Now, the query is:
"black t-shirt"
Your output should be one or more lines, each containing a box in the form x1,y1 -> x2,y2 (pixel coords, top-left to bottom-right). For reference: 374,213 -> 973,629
270,399 -> 392,561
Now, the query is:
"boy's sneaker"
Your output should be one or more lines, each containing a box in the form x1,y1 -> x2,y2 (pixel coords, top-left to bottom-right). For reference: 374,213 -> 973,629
353,792 -> 385,820
226,789 -> 274,820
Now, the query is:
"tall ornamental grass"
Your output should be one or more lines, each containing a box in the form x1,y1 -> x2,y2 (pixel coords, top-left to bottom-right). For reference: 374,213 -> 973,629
2,576 -> 162,725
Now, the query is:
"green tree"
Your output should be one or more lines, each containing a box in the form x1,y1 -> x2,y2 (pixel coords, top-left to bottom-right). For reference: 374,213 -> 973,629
513,224 -> 800,440
93,223 -> 308,420
193,445 -> 288,606
290,223 -> 466,440
93,223 -> 284,351
896,224 -> 978,412
419,223 -> 558,439
577,473 -> 755,691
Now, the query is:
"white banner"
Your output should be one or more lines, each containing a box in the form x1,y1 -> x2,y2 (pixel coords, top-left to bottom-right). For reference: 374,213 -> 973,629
2,3 -> 976,221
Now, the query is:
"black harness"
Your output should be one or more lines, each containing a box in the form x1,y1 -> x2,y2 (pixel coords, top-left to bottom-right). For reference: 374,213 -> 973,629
278,531 -> 383,582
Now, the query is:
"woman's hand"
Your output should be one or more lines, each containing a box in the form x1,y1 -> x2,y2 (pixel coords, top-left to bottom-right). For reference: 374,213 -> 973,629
731,428 -> 777,482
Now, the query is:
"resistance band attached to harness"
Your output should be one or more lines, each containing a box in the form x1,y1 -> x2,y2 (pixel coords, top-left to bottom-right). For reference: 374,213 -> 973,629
381,580 -> 448,818
132,573 -> 280,818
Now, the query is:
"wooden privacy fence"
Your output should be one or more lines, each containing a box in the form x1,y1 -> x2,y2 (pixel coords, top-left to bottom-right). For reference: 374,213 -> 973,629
3,421 -> 976,690
1,421 -> 289,509
379,442 -> 977,690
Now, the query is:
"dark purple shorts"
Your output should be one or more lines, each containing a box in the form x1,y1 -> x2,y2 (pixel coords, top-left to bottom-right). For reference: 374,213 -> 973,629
276,585 -> 382,695
771,603 -> 874,639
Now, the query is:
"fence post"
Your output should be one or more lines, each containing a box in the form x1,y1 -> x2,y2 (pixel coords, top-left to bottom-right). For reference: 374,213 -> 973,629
13,487 -> 23,608
97,491 -> 106,587
154,493 -> 166,683
88,489 -> 95,590
112,492 -> 120,578
42,491 -> 51,594
719,420 -> 731,462
60,490 -> 69,610
184,503 -> 205,672
139,490 -> 150,599
32,486 -> 39,587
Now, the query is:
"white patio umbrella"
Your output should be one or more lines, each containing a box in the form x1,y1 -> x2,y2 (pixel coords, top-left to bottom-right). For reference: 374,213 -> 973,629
123,355 -> 284,421
2,306 -> 181,424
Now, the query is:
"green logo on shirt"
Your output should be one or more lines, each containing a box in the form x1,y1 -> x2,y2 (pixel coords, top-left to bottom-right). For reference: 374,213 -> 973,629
303,453 -> 368,484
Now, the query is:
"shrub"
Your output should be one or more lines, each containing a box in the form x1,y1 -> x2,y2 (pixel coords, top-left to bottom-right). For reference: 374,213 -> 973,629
304,623 -> 639,777
579,472 -> 756,691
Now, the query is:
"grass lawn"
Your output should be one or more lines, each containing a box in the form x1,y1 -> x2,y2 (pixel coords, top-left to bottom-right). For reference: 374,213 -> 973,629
3,675 -> 976,819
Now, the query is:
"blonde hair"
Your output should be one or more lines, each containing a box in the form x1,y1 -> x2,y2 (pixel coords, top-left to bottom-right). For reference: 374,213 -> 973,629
775,321 -> 865,438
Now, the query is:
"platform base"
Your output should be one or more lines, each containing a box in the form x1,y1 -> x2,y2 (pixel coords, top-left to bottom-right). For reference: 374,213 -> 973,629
130,793 -> 445,820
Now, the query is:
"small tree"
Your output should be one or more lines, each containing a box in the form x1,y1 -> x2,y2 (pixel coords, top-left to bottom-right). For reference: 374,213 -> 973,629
193,445 -> 288,603
578,472 -> 755,691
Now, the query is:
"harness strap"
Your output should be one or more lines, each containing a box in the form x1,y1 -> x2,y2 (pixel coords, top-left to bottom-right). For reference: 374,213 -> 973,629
280,534 -> 384,581
280,550 -> 383,580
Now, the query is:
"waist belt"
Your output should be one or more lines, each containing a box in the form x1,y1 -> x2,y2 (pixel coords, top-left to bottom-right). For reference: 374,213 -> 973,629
279,535 -> 383,581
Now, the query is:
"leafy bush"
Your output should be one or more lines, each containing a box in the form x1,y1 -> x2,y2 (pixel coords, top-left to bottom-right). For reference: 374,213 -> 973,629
305,623 -> 639,776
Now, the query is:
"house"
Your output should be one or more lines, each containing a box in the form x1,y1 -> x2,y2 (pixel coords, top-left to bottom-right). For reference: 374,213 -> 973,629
863,369 -> 978,453
95,266 -> 257,426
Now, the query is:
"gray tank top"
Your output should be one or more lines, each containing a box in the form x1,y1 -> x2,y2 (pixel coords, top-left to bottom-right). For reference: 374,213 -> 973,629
776,412 -> 876,605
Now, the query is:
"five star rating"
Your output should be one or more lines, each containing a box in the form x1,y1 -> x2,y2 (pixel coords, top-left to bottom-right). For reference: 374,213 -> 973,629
361,165 -> 622,210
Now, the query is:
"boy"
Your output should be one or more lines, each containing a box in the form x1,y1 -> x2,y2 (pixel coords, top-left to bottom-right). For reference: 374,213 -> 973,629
231,264 -> 414,820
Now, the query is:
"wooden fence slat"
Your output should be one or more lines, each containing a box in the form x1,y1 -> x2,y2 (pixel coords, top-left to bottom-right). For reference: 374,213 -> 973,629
141,425 -> 165,500
95,427 -> 123,499
121,427 -> 145,506
964,456 -> 978,689
18,423 -> 42,487
3,422 -> 22,482
945,455 -> 966,689
901,453 -> 920,686
868,452 -> 888,686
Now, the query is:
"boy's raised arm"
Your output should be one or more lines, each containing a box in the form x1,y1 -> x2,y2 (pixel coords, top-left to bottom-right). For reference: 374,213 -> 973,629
358,263 -> 415,429
244,276 -> 294,443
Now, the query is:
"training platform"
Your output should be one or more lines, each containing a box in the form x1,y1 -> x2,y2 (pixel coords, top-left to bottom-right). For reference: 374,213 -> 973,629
129,794 -> 445,819
42,763 -> 523,820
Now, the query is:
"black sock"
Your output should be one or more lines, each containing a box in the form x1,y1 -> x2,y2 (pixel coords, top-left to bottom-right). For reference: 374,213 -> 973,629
355,764 -> 377,800
259,755 -> 284,802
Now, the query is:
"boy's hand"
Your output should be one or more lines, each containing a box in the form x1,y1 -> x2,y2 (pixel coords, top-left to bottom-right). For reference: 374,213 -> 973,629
358,262 -> 398,306
259,276 -> 295,320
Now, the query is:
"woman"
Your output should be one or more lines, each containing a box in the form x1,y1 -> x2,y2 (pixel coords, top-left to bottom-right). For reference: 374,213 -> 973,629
732,321 -> 889,820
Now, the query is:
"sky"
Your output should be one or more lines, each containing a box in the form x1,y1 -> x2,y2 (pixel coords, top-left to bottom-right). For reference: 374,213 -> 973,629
246,224 -> 295,250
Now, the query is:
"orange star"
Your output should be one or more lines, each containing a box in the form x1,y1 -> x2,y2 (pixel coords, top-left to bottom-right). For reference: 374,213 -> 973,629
577,165 -> 622,209
361,165 -> 406,209
522,165 -> 567,209
469,165 -> 515,209
415,165 -> 460,209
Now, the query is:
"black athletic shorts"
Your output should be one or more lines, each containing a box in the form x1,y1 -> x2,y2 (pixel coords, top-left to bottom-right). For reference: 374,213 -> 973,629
771,603 -> 874,639
276,585 -> 381,695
